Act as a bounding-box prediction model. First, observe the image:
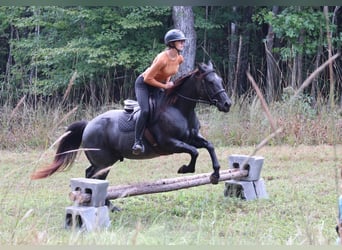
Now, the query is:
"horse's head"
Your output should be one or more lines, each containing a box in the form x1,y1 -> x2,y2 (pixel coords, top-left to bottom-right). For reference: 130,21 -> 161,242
196,61 -> 231,112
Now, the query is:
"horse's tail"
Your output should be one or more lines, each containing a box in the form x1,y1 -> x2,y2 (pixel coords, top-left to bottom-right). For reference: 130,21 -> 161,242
31,120 -> 88,180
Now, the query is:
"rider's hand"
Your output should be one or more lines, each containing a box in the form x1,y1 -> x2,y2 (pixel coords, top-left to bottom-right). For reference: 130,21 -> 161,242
164,81 -> 174,89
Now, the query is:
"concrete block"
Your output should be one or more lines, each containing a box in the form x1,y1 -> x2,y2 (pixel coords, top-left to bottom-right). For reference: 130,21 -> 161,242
70,178 -> 109,207
228,154 -> 264,181
224,178 -> 268,201
254,178 -> 268,199
65,206 -> 110,232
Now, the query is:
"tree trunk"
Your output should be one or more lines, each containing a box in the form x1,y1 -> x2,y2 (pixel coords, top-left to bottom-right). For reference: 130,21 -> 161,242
265,6 -> 279,103
233,35 -> 242,99
311,37 -> 322,106
296,28 -> 305,87
236,6 -> 254,96
5,25 -> 14,85
323,6 -> 336,108
333,6 -> 342,107
228,6 -> 238,98
172,6 -> 196,79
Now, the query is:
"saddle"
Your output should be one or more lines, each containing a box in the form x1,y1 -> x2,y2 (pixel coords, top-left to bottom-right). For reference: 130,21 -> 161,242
119,92 -> 161,147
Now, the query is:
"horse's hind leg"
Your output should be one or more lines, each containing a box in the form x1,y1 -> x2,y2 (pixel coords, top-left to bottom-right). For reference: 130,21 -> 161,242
85,150 -> 122,212
85,164 -> 122,212
85,165 -> 111,179
84,147 -> 120,179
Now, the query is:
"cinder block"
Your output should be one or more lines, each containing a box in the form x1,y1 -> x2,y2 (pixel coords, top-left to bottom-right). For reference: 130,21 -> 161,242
224,178 -> 268,201
228,154 -> 264,181
224,180 -> 256,200
65,206 -> 110,232
253,178 -> 268,199
70,178 -> 109,207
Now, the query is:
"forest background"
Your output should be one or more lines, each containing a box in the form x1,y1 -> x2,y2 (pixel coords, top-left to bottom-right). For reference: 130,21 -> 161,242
0,6 -> 341,149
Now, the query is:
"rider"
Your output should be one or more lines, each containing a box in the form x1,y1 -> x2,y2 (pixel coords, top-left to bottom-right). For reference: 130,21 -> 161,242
132,29 -> 187,155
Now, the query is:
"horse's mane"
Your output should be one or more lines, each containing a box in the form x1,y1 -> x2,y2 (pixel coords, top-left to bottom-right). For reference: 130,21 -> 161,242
174,69 -> 198,86
165,69 -> 199,96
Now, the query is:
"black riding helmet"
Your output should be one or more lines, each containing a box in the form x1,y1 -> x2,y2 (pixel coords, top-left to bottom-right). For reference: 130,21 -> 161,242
164,29 -> 187,46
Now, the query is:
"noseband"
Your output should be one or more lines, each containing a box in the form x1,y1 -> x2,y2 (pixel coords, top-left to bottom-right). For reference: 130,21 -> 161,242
175,70 -> 226,105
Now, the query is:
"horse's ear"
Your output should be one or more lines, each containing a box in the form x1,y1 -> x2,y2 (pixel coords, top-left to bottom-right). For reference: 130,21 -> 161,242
207,60 -> 213,69
198,61 -> 213,72
197,62 -> 206,72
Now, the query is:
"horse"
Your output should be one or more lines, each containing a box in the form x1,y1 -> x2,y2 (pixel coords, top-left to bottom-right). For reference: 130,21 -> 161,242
31,61 -> 232,188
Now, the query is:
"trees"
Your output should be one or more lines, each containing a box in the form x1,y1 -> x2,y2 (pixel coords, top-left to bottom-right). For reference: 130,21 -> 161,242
254,6 -> 341,104
0,6 -> 341,107
0,6 -> 170,105
172,6 -> 196,79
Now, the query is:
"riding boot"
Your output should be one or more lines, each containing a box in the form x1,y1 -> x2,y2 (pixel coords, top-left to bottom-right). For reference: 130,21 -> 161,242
132,114 -> 147,155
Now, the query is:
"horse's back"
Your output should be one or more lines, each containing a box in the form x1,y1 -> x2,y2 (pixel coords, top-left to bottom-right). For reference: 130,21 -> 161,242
83,109 -> 134,149
83,110 -> 121,135
82,108 -> 163,161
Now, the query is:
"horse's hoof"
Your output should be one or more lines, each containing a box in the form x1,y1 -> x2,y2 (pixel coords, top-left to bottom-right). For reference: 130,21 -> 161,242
106,199 -> 122,212
111,206 -> 122,212
178,165 -> 195,174
177,165 -> 186,174
210,173 -> 219,185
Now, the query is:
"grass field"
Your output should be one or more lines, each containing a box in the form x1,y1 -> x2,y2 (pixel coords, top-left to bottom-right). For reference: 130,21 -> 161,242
0,144 -> 340,245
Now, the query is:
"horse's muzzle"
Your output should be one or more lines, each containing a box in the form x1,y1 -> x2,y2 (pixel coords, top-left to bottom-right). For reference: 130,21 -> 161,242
214,93 -> 231,112
219,100 -> 231,112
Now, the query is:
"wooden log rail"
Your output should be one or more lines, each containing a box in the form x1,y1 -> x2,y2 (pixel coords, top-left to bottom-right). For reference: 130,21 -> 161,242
69,168 -> 248,203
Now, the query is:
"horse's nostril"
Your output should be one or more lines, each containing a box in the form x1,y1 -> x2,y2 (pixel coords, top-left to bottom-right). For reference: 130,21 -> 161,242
223,101 -> 231,112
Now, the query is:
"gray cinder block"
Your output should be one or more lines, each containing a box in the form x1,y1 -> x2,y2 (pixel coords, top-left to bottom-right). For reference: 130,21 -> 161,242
224,178 -> 268,200
65,206 -> 110,231
228,154 -> 264,181
70,178 -> 109,207
224,154 -> 268,201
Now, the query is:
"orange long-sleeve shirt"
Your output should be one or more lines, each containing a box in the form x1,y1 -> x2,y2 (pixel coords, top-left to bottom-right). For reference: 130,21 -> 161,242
142,50 -> 184,89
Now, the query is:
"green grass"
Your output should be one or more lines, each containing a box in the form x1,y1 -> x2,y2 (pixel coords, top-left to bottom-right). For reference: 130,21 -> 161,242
0,145 -> 340,245
0,94 -> 341,245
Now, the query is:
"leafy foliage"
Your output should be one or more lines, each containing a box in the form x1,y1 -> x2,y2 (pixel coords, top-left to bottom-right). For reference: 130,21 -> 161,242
253,6 -> 334,59
0,6 -> 170,101
0,6 -> 341,106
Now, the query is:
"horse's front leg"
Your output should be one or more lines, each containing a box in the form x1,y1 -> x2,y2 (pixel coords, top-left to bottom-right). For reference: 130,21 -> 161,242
205,141 -> 220,184
190,134 -> 221,184
163,139 -> 199,174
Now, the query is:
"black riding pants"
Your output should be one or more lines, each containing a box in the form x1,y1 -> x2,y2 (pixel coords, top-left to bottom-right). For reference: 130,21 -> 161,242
134,75 -> 155,142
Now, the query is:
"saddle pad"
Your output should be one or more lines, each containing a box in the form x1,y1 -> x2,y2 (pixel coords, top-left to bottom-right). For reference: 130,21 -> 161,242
118,112 -> 136,132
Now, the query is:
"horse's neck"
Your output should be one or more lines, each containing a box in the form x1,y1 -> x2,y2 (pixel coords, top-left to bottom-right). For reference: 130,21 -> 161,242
165,78 -> 198,114
140,79 -> 197,127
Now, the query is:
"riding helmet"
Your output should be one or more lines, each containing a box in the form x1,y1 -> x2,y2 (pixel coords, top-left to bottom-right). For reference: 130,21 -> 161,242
164,29 -> 187,46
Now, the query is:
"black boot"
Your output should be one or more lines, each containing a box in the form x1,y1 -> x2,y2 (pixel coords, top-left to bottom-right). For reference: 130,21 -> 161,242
132,139 -> 145,155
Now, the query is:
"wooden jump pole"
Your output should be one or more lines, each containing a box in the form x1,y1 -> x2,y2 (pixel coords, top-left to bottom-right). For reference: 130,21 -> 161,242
69,168 -> 248,203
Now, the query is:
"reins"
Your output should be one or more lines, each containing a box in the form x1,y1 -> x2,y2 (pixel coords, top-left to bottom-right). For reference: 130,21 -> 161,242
175,92 -> 212,105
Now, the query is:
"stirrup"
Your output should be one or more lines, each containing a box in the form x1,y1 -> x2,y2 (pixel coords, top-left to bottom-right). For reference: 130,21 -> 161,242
132,141 -> 145,155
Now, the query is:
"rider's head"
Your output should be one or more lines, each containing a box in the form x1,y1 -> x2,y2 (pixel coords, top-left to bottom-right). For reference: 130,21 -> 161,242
164,29 -> 186,53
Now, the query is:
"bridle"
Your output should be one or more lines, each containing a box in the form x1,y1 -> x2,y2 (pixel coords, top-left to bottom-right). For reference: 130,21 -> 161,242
175,70 -> 226,105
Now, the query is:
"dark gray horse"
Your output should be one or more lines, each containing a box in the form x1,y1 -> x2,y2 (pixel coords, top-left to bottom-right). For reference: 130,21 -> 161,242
31,61 -> 231,185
